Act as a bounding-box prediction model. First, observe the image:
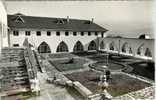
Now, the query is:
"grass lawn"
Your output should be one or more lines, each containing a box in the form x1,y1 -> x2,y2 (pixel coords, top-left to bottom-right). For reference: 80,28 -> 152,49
65,71 -> 151,97
127,61 -> 155,80
110,55 -> 142,63
49,58 -> 87,72
107,73 -> 151,97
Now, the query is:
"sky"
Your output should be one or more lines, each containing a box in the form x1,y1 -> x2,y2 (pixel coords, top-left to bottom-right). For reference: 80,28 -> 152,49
4,0 -> 155,38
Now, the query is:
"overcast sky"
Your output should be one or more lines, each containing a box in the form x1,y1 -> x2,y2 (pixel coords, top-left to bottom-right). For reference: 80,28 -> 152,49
4,1 -> 155,38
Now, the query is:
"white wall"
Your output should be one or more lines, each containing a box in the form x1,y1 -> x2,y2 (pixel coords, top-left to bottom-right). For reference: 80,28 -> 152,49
0,1 -> 8,55
99,37 -> 155,61
9,29 -> 155,61
10,30 -> 100,53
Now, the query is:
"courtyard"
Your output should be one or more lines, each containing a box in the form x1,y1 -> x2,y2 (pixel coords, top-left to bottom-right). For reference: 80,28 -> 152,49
0,1 -> 155,100
46,51 -> 154,98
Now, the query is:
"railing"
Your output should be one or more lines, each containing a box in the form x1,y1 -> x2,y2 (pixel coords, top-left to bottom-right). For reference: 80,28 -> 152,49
24,47 -> 38,80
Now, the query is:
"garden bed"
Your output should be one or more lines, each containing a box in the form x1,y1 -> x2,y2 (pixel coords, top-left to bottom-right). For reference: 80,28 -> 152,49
65,71 -> 151,97
49,58 -> 87,72
49,53 -> 76,59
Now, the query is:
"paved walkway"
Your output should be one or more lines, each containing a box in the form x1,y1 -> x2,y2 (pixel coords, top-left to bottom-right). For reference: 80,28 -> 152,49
28,72 -> 83,100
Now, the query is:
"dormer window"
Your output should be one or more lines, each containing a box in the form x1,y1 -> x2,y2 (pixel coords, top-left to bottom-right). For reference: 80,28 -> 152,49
15,16 -> 24,23
57,19 -> 64,24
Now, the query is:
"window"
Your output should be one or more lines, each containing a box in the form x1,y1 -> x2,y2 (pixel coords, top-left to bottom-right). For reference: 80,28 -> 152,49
13,31 -> 19,36
56,31 -> 60,36
25,31 -> 30,36
88,32 -> 91,36
13,44 -> 19,47
65,31 -> 69,36
81,32 -> 84,36
95,32 -> 98,36
73,32 -> 77,36
47,31 -> 51,36
101,32 -> 104,38
36,31 -> 41,36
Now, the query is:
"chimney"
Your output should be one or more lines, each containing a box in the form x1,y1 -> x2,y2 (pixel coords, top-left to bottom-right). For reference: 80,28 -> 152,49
67,16 -> 70,23
91,18 -> 94,23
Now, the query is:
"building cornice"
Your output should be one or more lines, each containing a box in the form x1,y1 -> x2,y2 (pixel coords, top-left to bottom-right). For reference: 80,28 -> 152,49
9,27 -> 106,32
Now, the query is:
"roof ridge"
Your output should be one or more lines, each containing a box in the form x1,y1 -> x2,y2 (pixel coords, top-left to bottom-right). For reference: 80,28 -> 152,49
7,14 -> 90,21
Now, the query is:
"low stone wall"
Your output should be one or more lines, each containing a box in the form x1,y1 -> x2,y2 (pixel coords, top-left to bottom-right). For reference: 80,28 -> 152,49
73,81 -> 92,98
67,81 -> 103,100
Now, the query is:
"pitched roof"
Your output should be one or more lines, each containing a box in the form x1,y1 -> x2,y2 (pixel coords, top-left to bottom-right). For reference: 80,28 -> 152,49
8,14 -> 108,32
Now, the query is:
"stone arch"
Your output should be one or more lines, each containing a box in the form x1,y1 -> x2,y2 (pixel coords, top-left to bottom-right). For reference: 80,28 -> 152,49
56,41 -> 69,52
121,42 -> 128,53
88,40 -> 97,50
137,44 -> 144,55
100,41 -> 105,49
145,48 -> 152,57
109,41 -> 115,51
73,41 -> 84,52
38,42 -> 51,53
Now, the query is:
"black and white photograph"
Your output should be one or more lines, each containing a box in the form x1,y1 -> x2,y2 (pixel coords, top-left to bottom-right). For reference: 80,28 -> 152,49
0,0 -> 155,100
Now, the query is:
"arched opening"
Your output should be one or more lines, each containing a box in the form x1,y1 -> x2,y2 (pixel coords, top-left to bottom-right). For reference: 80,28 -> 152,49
73,41 -> 84,52
121,42 -> 128,53
100,41 -> 105,49
56,41 -> 69,52
109,42 -> 115,51
137,44 -> 144,55
88,40 -> 97,50
38,42 -> 51,53
145,48 -> 152,57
